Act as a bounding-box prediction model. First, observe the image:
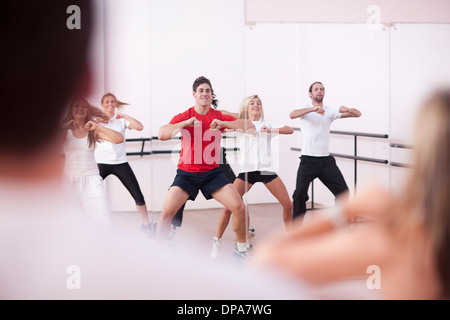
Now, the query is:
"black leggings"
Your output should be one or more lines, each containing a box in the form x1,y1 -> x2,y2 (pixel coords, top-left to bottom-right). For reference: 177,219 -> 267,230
98,162 -> 146,206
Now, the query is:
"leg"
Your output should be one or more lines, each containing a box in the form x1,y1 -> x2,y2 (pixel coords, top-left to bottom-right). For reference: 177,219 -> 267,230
215,178 -> 252,239
156,186 -> 190,244
317,156 -> 349,205
211,184 -> 246,244
292,157 -> 317,219
97,163 -> 112,180
219,147 -> 236,182
110,163 -> 149,225
81,175 -> 112,228
265,177 -> 293,233
172,202 -> 185,228
136,204 -> 150,225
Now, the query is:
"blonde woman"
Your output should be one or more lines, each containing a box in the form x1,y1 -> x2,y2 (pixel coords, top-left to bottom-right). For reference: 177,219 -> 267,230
211,94 -> 294,259
254,90 -> 450,299
62,97 -> 123,227
94,93 -> 154,236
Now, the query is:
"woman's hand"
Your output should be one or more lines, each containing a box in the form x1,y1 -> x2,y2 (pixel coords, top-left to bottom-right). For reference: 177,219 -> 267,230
83,120 -> 98,131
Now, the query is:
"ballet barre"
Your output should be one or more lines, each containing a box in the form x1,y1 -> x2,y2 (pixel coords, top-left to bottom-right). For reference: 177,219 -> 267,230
291,128 -> 389,209
125,137 -> 238,157
389,142 -> 413,168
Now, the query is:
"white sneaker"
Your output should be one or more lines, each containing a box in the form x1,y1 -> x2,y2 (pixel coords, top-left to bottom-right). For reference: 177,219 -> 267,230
211,237 -> 222,258
168,225 -> 176,242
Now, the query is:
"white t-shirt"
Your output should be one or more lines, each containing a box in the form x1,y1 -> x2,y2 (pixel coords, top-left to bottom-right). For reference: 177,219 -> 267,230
63,130 -> 99,176
235,120 -> 284,173
95,116 -> 130,165
298,103 -> 341,156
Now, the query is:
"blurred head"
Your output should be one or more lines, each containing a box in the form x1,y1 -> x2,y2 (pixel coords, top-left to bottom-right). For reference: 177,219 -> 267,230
239,94 -> 264,121
64,97 -> 108,148
309,82 -> 325,103
101,92 -> 129,114
71,98 -> 90,122
192,76 -> 218,108
403,90 -> 450,298
0,0 -> 92,156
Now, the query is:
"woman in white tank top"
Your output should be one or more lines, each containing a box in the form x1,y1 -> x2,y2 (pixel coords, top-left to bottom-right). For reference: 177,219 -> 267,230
62,97 -> 123,228
95,93 -> 154,236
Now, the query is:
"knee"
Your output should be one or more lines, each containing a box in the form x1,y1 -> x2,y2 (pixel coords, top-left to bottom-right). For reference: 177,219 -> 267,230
160,209 -> 176,223
293,189 -> 309,202
230,202 -> 245,217
283,200 -> 293,211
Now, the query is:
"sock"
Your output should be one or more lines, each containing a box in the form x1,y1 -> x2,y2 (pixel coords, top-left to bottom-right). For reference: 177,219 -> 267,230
237,242 -> 247,252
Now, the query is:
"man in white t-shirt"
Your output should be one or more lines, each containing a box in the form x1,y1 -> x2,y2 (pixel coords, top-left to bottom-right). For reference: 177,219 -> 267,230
289,82 -> 362,219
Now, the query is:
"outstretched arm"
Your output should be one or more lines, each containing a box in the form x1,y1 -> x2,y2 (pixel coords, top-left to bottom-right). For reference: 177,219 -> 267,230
261,125 -> 294,135
253,185 -> 393,286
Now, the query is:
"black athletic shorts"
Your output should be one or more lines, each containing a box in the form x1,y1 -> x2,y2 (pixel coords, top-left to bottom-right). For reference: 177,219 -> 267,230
236,170 -> 278,185
170,167 -> 232,201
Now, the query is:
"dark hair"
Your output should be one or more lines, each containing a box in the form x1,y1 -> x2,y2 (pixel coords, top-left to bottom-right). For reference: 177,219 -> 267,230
1,0 -> 92,155
192,76 -> 219,108
309,82 -> 324,93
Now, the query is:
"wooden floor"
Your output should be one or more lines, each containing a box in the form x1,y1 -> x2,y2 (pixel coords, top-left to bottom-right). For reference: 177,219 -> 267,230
111,202 -> 326,261
110,204 -> 377,299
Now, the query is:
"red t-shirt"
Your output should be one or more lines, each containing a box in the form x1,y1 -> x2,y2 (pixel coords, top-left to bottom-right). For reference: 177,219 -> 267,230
169,107 -> 236,172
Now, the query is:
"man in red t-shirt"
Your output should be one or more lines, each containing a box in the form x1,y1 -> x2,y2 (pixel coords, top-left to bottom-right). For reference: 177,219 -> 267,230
157,76 -> 255,259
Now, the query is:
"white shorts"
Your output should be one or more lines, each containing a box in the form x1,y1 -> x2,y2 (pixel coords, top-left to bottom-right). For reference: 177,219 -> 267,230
63,174 -> 112,227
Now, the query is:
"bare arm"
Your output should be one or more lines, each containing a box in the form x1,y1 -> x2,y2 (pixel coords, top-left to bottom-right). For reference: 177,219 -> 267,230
339,106 -> 362,118
218,109 -> 240,119
158,117 -> 197,141
61,120 -> 77,141
85,121 -> 124,144
210,118 -> 255,132
117,113 -> 144,131
254,220 -> 389,285
254,185 -> 393,285
289,106 -> 325,119
262,125 -> 294,135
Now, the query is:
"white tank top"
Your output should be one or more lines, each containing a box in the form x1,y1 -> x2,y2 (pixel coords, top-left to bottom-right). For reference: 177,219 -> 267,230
64,130 -> 99,176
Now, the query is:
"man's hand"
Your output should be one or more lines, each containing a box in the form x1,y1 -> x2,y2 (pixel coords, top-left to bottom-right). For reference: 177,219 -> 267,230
185,117 -> 199,127
313,106 -> 325,115
339,106 -> 349,113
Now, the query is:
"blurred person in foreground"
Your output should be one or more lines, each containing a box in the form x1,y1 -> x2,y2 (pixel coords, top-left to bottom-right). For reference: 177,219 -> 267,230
0,0 -> 311,300
254,90 -> 450,300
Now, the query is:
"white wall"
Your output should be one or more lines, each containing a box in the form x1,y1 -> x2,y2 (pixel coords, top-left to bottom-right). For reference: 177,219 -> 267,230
245,0 -> 450,23
100,0 -> 153,212
91,1 -> 450,212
